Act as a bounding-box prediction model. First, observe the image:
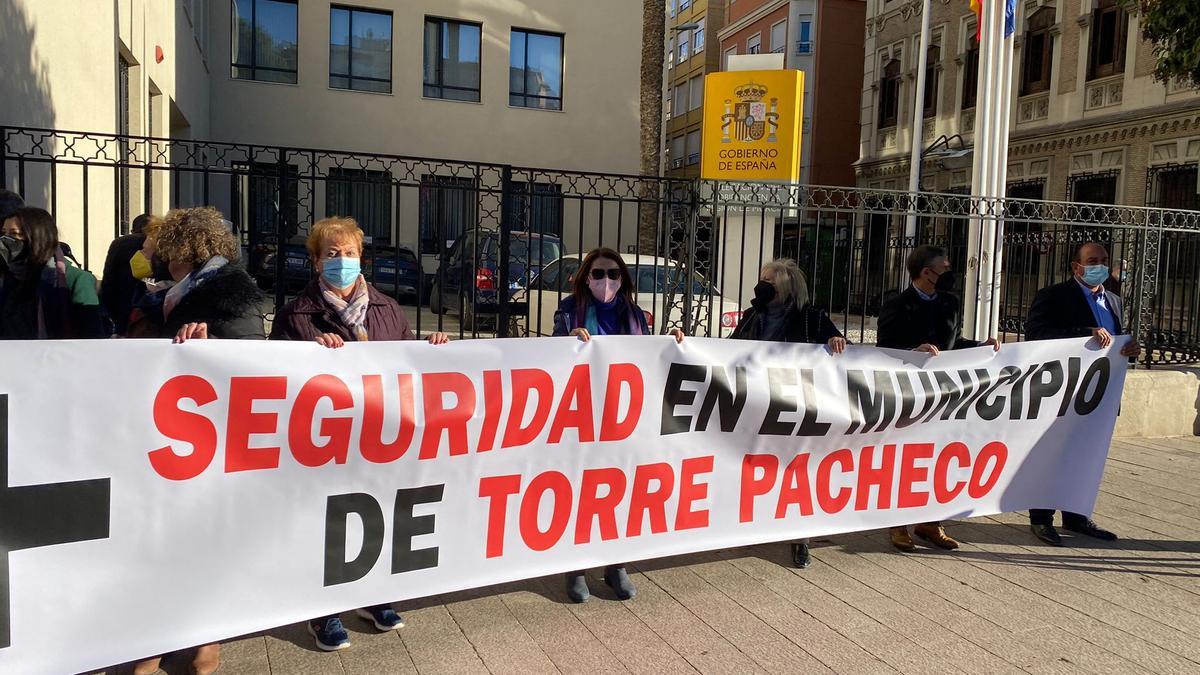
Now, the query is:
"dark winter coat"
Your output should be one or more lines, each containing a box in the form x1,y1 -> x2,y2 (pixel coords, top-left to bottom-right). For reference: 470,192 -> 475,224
1024,278 -> 1124,341
161,265 -> 267,340
730,302 -> 842,344
100,233 -> 146,334
270,279 -> 415,342
877,286 -> 979,351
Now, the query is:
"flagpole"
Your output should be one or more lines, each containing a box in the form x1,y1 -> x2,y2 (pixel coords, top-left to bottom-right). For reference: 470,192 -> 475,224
904,0 -> 933,240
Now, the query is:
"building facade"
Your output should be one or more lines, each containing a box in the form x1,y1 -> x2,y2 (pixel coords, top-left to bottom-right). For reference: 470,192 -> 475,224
0,0 -> 644,268
717,0 -> 866,186
665,0 -> 727,179
856,0 -> 1200,211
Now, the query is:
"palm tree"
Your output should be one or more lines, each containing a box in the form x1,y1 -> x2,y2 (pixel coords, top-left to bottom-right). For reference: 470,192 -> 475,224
638,0 -> 667,258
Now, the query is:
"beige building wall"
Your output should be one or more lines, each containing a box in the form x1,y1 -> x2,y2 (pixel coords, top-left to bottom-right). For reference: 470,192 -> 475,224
855,0 -> 1200,208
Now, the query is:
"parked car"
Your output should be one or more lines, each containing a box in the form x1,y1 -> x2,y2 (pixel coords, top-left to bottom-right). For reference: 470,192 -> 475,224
251,237 -> 420,300
428,230 -> 562,331
510,253 -> 742,337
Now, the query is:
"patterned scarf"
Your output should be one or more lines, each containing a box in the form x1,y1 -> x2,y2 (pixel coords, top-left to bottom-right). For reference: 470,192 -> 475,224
163,256 -> 229,319
320,274 -> 370,341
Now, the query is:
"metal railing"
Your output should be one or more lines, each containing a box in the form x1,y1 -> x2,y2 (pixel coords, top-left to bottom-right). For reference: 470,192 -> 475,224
3,126 -> 1198,366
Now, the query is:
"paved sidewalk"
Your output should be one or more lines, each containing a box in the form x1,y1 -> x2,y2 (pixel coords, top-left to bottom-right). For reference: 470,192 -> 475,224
114,437 -> 1200,675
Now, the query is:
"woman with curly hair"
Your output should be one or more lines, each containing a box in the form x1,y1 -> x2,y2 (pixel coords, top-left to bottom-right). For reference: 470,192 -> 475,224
155,206 -> 266,342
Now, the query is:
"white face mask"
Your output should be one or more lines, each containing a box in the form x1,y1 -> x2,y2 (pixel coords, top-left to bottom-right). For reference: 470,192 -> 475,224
588,277 -> 621,303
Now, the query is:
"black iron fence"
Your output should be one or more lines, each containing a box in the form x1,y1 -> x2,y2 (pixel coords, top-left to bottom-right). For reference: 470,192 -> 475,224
3,126 -> 1199,367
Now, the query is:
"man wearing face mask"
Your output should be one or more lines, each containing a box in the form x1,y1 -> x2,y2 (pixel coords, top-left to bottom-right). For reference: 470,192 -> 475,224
877,245 -> 1000,553
1023,241 -> 1138,546
101,213 -> 160,335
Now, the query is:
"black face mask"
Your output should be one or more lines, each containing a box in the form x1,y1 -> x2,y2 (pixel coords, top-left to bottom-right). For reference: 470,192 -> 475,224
933,269 -> 957,293
150,253 -> 171,281
752,280 -> 777,308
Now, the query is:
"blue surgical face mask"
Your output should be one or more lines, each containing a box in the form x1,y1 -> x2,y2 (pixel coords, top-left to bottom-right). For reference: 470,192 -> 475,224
1079,264 -> 1109,287
321,255 -> 361,289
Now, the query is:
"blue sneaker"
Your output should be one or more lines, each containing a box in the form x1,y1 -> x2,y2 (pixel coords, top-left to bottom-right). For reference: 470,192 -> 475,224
307,616 -> 351,651
357,605 -> 405,631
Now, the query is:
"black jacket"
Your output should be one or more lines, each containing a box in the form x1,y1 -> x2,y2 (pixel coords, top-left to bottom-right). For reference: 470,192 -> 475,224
161,265 -> 267,340
100,233 -> 146,334
731,302 -> 842,344
877,286 -> 979,351
1025,278 -> 1123,341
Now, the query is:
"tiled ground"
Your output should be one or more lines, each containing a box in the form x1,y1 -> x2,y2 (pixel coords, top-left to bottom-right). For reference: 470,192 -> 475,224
112,437 -> 1200,675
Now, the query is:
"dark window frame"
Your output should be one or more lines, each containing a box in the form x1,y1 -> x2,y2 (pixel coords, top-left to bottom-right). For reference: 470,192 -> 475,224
329,5 -> 394,93
419,175 -> 478,253
1088,0 -> 1127,81
423,16 -> 483,102
231,0 -> 299,84
510,28 -> 565,110
878,58 -> 901,129
962,30 -> 979,110
326,168 -> 394,244
923,45 -> 940,118
1021,7 -> 1054,95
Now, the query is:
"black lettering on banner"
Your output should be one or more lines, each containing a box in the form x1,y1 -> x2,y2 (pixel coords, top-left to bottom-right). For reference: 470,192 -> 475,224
976,366 -> 1022,420
795,369 -> 832,437
846,370 -> 896,433
954,369 -> 995,419
1008,365 -> 1039,420
661,363 -> 707,435
696,366 -> 747,433
1026,360 -> 1065,419
1056,357 -> 1082,417
895,371 -> 937,428
0,394 -> 111,650
324,493 -> 385,586
1074,356 -> 1111,415
922,371 -> 969,423
760,368 -> 799,435
391,485 -> 444,574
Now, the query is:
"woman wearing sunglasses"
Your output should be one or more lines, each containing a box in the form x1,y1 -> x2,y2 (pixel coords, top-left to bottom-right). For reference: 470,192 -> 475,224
552,247 -> 683,603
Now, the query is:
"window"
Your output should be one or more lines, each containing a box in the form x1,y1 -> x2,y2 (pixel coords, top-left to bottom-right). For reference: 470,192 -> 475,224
723,46 -> 737,69
510,29 -> 564,109
1021,7 -> 1054,95
1088,0 -> 1127,80
330,6 -> 392,93
327,169 -> 393,243
232,0 -> 298,83
670,135 -> 686,169
689,74 -> 704,111
668,36 -> 674,68
245,162 -> 299,238
667,0 -> 675,17
679,31 -> 691,61
694,18 -> 705,52
770,21 -> 787,53
419,176 -> 477,252
680,0 -> 692,9
878,58 -> 901,128
665,91 -> 672,119
673,83 -> 687,115
962,31 -> 979,110
1067,171 -> 1119,205
507,182 -> 564,237
686,130 -> 701,165
798,18 -> 812,54
923,45 -> 940,118
747,33 -> 761,55
1149,164 -> 1200,210
423,18 -> 482,101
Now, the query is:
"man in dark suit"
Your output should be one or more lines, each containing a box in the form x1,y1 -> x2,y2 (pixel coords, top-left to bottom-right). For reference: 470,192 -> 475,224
1024,241 -> 1139,546
878,245 -> 1000,552
100,213 -> 155,334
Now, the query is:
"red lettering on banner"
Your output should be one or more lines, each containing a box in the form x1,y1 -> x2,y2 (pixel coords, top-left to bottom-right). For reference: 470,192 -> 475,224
854,444 -> 896,511
360,374 -> 416,464
897,442 -> 935,508
419,372 -> 476,459
479,474 -> 522,558
739,454 -> 778,522
626,463 -> 674,536
476,370 -> 503,453
969,441 -> 1008,498
816,449 -> 854,513
933,442 -> 970,503
519,471 -> 573,551
148,375 -> 220,481
548,364 -> 596,444
675,456 -> 713,530
600,363 -> 643,441
503,369 -> 555,448
574,467 -> 626,544
289,375 -> 354,467
225,376 -> 286,473
775,454 -> 814,518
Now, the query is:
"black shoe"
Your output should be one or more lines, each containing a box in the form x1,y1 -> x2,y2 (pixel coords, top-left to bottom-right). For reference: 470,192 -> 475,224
604,565 -> 636,600
1030,523 -> 1063,546
566,572 -> 590,603
1063,519 -> 1118,541
791,542 -> 812,569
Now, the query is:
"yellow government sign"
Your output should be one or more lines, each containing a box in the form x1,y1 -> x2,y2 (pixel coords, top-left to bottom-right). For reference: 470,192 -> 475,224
701,70 -> 804,182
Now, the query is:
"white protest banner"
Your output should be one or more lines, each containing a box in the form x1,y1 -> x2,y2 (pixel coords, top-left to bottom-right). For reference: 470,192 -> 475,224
0,335 -> 1127,673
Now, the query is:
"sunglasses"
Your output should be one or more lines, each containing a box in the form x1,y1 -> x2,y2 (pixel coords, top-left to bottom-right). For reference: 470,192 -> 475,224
589,268 -> 622,281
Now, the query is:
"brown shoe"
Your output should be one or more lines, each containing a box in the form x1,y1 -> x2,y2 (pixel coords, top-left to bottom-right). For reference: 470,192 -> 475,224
913,523 -> 960,550
889,526 -> 916,552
